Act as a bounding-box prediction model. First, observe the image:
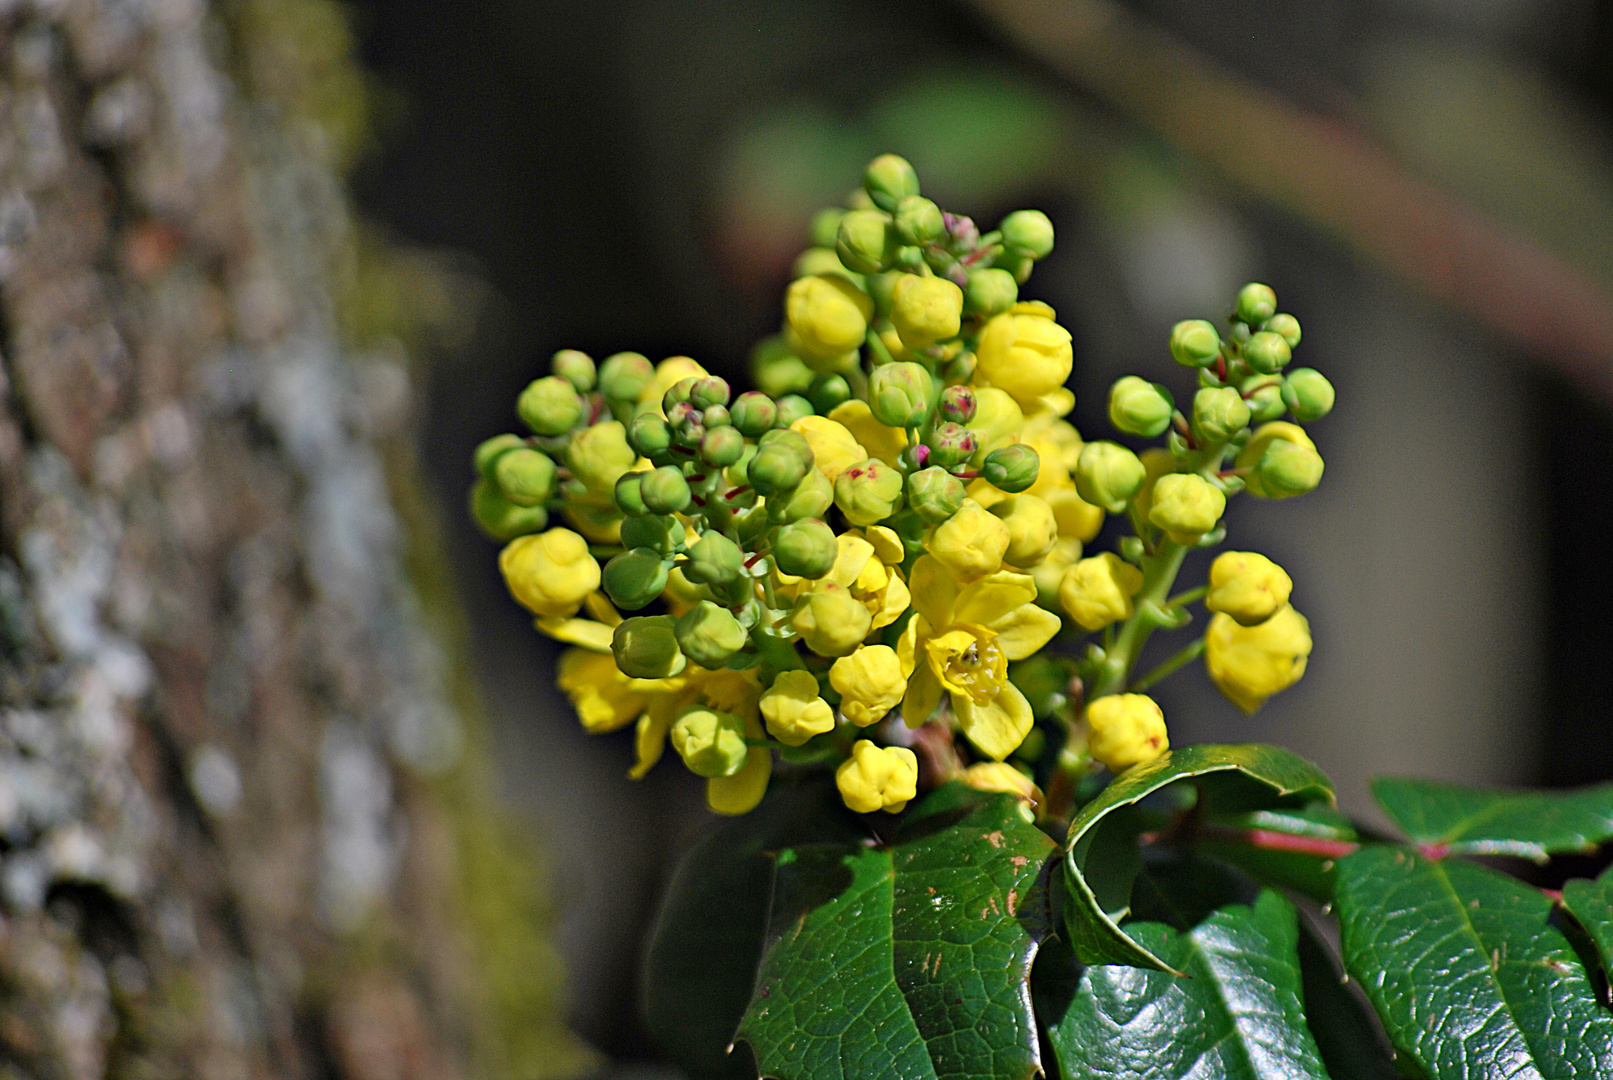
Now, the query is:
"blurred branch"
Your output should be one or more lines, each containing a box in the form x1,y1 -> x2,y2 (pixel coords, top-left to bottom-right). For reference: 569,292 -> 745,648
973,0 -> 1613,402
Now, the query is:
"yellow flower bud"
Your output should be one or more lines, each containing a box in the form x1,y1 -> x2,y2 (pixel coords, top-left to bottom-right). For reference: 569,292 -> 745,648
499,528 -> 600,618
564,421 -> 636,496
964,387 -> 1024,465
1031,537 -> 1082,609
961,761 -> 1040,811
790,415 -> 869,484
827,400 -> 908,467
1046,488 -> 1105,544
1206,551 -> 1293,626
990,495 -> 1058,570
760,669 -> 836,746
890,274 -> 964,350
785,274 -> 874,361
1085,693 -> 1168,772
791,582 -> 873,657
975,310 -> 1073,406
1147,473 -> 1226,544
1204,606 -> 1312,714
641,356 -> 708,412
928,499 -> 1011,583
829,645 -> 907,727
1234,422 -> 1315,496
1129,448 -> 1179,527
836,740 -> 919,814
1059,552 -> 1143,631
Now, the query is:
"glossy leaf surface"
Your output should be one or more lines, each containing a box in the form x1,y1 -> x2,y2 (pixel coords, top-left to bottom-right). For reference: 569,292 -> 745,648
1560,864 -> 1613,982
1371,776 -> 1613,860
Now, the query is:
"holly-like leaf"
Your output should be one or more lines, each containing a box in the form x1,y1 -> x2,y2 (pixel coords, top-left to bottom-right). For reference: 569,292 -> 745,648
735,785 -> 1056,1080
1371,776 -> 1613,860
1335,845 -> 1613,1079
1046,889 -> 1332,1079
1560,864 -> 1613,983
1062,743 -> 1333,971
643,781 -> 863,1079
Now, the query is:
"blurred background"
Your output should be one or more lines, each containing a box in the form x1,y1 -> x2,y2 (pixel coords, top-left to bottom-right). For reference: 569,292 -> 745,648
345,0 -> 1613,1068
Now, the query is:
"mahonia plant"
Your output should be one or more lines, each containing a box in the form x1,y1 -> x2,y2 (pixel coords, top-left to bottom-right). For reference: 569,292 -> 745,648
474,156 -> 1613,1080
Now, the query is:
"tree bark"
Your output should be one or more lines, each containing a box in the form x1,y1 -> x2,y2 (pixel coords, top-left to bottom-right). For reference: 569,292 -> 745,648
0,2 -> 591,1077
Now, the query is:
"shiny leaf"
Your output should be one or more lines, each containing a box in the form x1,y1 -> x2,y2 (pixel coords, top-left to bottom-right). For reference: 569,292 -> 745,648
1371,776 -> 1613,860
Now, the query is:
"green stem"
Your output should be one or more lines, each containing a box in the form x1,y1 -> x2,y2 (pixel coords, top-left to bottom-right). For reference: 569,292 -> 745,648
1129,636 -> 1206,693
1165,584 -> 1207,608
1089,539 -> 1189,699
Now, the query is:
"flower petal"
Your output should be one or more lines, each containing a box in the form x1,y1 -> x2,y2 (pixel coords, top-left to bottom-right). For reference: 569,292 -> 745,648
828,533 -> 876,589
908,555 -> 956,630
952,570 -> 1037,627
706,715 -> 772,814
535,616 -> 615,653
953,682 -> 1034,761
901,662 -> 944,729
989,603 -> 1063,660
896,615 -> 923,678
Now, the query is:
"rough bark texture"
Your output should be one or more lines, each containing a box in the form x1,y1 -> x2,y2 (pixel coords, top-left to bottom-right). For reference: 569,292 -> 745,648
0,2 -> 593,1078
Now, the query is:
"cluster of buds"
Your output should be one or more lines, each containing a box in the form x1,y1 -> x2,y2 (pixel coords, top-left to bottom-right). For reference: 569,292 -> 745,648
474,155 -> 1331,820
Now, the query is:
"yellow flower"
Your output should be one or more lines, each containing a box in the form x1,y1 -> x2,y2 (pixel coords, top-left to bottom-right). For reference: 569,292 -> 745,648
1205,605 -> 1312,714
836,741 -> 919,814
975,308 -> 1073,406
928,500 -> 1011,584
1085,693 -> 1169,772
1206,551 -> 1292,626
790,414 -> 868,484
760,670 -> 836,746
827,400 -> 907,467
964,387 -> 1024,466
638,356 -> 708,414
1148,473 -> 1226,544
1018,417 -> 1104,543
785,274 -> 874,361
500,528 -> 600,618
961,761 -> 1041,812
1031,537 -> 1082,610
565,421 -> 636,496
830,645 -> 907,727
899,558 -> 1062,759
791,582 -> 873,657
1129,448 -> 1179,527
821,531 -> 911,629
627,667 -> 772,815
1234,422 -> 1317,498
1059,552 -> 1143,632
890,274 -> 963,350
991,495 -> 1058,569
557,648 -> 651,733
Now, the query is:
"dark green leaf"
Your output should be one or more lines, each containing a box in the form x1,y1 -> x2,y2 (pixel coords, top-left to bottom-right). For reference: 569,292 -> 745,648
643,781 -> 862,1079
736,786 -> 1056,1080
1202,805 -> 1360,902
1371,777 -> 1613,860
1046,890 -> 1331,1079
1336,845 -> 1613,1079
1062,744 -> 1333,971
1560,865 -> 1613,985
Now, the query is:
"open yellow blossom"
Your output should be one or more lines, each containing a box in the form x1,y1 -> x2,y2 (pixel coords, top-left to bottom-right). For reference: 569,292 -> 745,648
500,528 -> 600,619
828,399 -> 907,466
836,741 -> 918,814
557,648 -> 655,733
1206,551 -> 1292,626
1059,552 -> 1143,632
760,670 -> 836,746
928,499 -> 1010,583
823,531 -> 910,629
627,666 -> 770,814
790,414 -> 868,483
1085,693 -> 1169,772
1205,605 -> 1312,714
829,645 -> 907,727
899,558 -> 1062,759
974,306 -> 1073,406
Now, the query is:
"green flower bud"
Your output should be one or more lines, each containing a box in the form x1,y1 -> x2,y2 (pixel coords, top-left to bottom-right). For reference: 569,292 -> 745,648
700,426 -> 745,468
890,276 -> 963,350
597,351 -> 654,403
684,531 -> 745,588
1281,368 -> 1334,422
868,362 -> 932,428
703,404 -> 731,429
474,433 -> 525,479
768,465 -> 833,524
1148,473 -> 1226,544
810,207 -> 846,249
675,601 -> 749,670
1243,330 -> 1292,374
865,271 -> 901,316
551,349 -> 596,392
1192,386 -> 1251,444
937,384 -> 977,424
834,458 -> 904,527
893,195 -> 944,245
612,615 -> 684,679
750,335 -> 814,398
906,466 -> 966,524
1255,439 -> 1324,498
793,246 -> 863,285
602,547 -> 669,610
982,444 -> 1040,494
1266,313 -> 1301,349
670,706 -> 748,778
641,466 -> 692,514
774,395 -> 815,428
748,430 -> 814,496
939,349 -> 977,386
807,373 -> 852,415
1236,283 -> 1277,325
999,209 -> 1054,260
836,209 -> 898,274
964,267 -> 1018,319
1241,377 -> 1286,423
730,391 -> 777,437
494,447 -> 556,507
517,375 -> 583,436
1107,376 -> 1174,438
613,471 -> 651,517
620,513 -> 679,555
663,377 -> 699,412
690,377 -> 731,410
927,422 -> 977,468
470,478 -> 548,541
627,413 -> 672,458
863,153 -> 920,212
995,252 -> 1033,284
1075,441 -> 1146,513
671,415 -> 705,450
1170,319 -> 1222,368
773,519 -> 838,578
